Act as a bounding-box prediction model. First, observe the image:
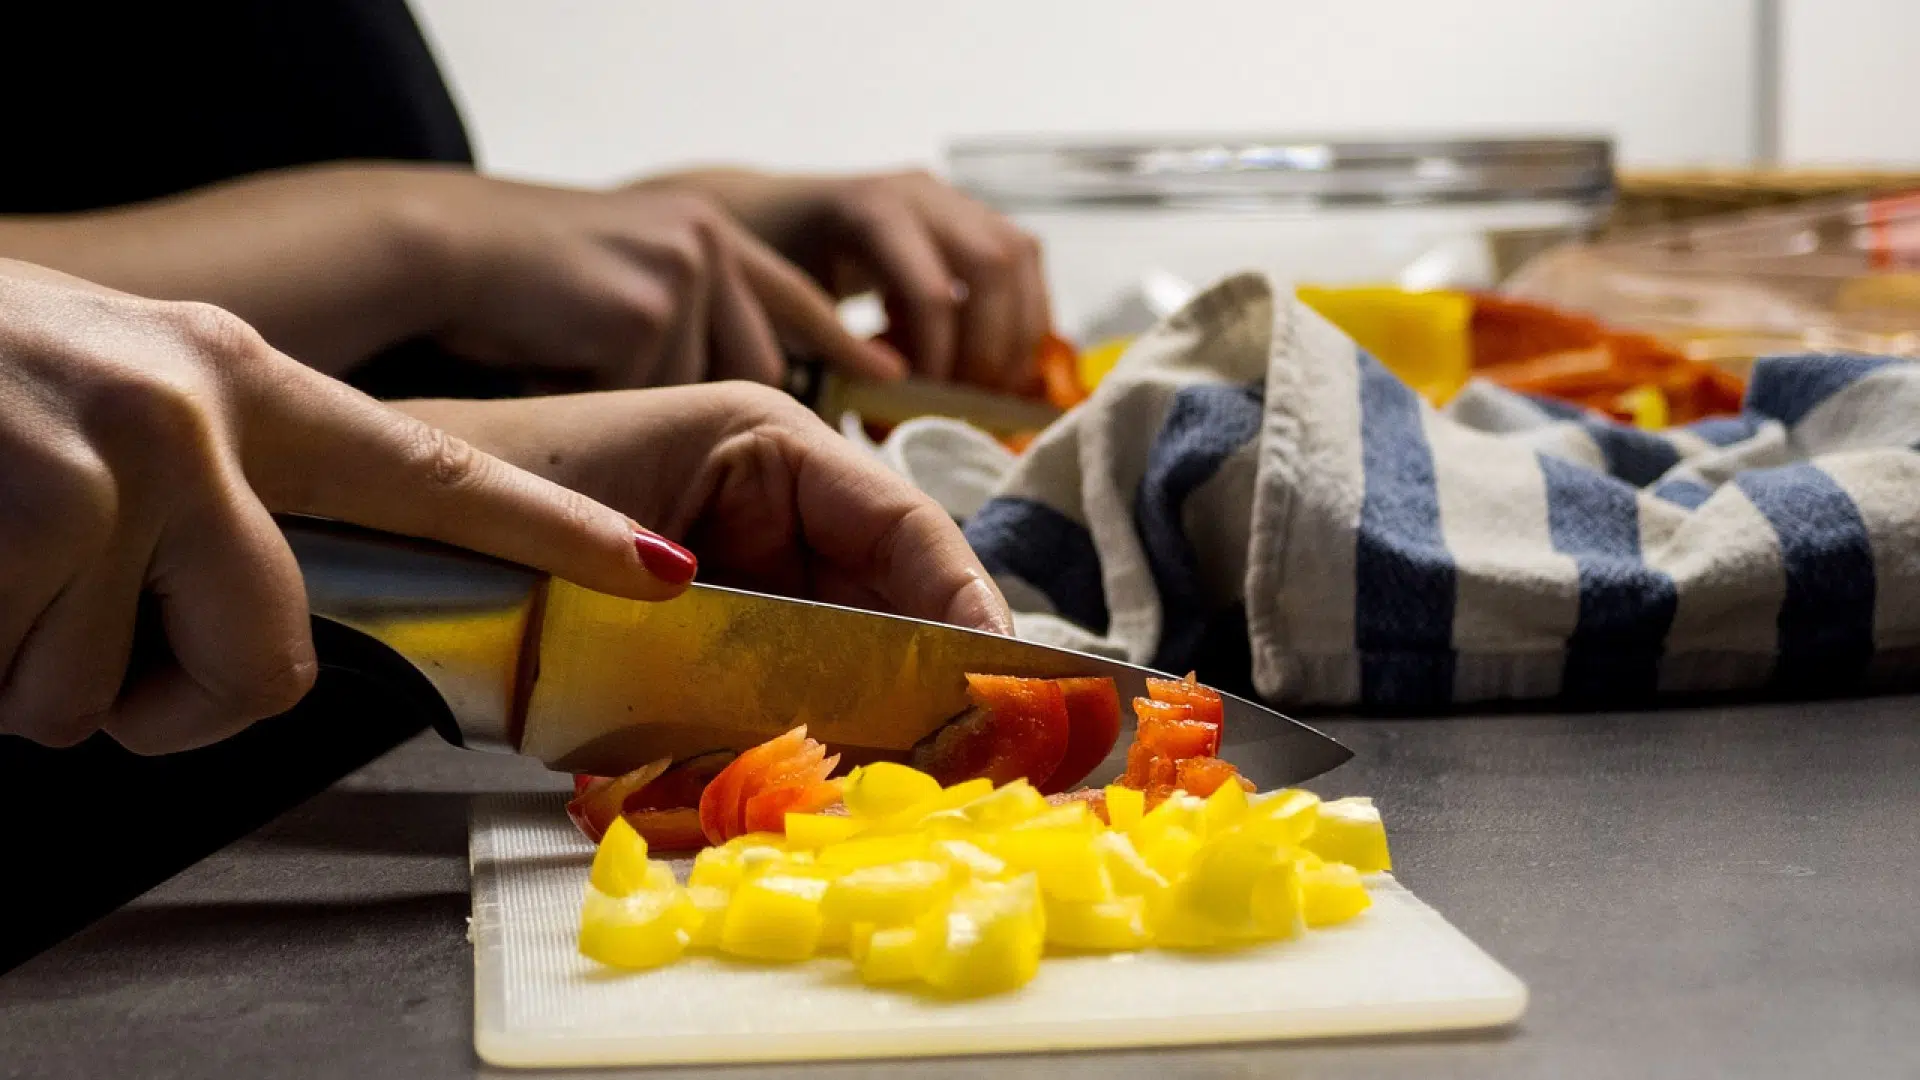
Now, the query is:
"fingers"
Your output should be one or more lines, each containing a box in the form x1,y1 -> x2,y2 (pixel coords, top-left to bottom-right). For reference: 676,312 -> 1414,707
839,197 -> 959,381
100,488 -> 317,753
730,222 -> 906,383
0,551 -> 146,747
919,193 -> 1047,392
239,357 -> 695,602
782,419 -> 1013,633
706,241 -> 786,385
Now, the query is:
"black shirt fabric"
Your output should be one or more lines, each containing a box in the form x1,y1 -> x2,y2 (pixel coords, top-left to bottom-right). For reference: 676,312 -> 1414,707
1,0 -> 473,212
0,1 -> 498,972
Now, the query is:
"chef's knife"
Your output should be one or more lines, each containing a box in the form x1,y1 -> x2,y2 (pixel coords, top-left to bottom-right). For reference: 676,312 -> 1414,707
284,516 -> 1351,787
784,356 -> 1063,436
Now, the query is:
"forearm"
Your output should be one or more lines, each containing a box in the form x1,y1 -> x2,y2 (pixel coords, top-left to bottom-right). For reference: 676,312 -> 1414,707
0,163 -> 460,375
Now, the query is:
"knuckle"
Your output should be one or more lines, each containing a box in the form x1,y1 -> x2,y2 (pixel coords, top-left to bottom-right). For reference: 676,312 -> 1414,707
958,235 -> 1017,276
399,422 -> 491,494
166,300 -> 269,362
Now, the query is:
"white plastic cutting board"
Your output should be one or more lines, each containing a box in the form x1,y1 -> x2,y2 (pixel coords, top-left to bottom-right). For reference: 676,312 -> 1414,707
471,793 -> 1526,1069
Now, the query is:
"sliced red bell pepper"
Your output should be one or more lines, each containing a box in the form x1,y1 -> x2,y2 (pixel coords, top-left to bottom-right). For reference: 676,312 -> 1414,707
1039,677 -> 1121,794
1133,698 -> 1219,760
621,807 -> 708,851
565,758 -> 671,843
1174,756 -> 1254,798
698,727 -> 840,845
909,674 -> 1071,788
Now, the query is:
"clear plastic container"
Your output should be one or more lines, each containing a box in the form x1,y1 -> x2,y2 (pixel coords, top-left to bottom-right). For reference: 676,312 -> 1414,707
948,135 -> 1615,342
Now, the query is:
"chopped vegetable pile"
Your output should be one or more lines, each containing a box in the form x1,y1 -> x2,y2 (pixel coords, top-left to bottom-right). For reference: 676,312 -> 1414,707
572,673 -> 1392,997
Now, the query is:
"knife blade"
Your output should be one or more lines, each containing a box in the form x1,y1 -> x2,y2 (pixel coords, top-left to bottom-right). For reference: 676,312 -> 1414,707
286,516 -> 1351,788
785,356 -> 1063,436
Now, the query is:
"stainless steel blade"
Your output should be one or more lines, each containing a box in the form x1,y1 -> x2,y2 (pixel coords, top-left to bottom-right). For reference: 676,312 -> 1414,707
519,580 -> 1351,787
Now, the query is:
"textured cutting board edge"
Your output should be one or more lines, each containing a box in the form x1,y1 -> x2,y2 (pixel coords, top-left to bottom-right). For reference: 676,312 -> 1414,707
471,793 -> 1528,1069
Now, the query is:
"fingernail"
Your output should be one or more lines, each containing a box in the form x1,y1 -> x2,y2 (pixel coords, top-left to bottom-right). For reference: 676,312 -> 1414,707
633,529 -> 698,585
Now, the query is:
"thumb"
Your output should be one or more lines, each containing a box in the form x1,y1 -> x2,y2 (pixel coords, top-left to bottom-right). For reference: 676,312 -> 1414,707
241,363 -> 695,601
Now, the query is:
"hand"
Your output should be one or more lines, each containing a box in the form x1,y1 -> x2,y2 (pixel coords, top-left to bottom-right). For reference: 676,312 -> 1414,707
0,262 -> 688,754
416,174 -> 906,389
648,169 -> 1052,391
402,383 -> 1012,634
0,165 -> 905,390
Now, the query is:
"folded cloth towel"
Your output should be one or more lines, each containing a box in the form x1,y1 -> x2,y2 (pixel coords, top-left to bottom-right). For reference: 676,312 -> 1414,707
964,273 -> 1920,708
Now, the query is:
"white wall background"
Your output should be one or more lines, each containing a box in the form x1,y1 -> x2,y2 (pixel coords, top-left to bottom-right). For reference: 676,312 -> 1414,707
410,0 -> 1762,185
1780,0 -> 1920,165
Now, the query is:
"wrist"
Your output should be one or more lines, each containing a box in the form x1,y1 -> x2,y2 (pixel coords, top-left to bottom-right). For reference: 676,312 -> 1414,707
364,164 -> 481,338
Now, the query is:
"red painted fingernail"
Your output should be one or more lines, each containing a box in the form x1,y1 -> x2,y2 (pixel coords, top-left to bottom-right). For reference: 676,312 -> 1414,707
633,530 -> 698,585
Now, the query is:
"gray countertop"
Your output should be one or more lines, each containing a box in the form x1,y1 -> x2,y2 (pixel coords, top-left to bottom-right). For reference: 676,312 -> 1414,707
3,696 -> 1916,1079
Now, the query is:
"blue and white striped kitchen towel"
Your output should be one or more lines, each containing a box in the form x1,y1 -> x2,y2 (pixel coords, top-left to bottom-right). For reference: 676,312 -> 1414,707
964,272 -> 1920,708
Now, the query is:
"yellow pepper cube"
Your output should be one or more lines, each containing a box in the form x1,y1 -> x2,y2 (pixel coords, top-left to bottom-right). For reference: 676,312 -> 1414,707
874,778 -> 994,832
784,812 -> 865,850
1135,823 -> 1203,882
855,925 -> 922,985
822,860 -> 952,930
1201,779 -> 1251,834
1044,894 -> 1150,951
683,885 -> 730,949
1133,792 -> 1206,845
915,876 -> 1045,997
817,832 -> 932,871
1008,802 -> 1097,834
960,780 -> 1049,829
719,874 -> 829,962
577,886 -> 694,970
1302,797 -> 1392,874
688,841 -> 798,890
1250,858 -> 1304,940
1181,834 -> 1278,932
588,816 -> 652,897
930,838 -> 1008,881
1103,785 -> 1145,832
1299,860 -> 1373,927
1091,831 -> 1169,903
985,829 -> 1113,903
842,762 -> 943,819
1240,788 -> 1321,847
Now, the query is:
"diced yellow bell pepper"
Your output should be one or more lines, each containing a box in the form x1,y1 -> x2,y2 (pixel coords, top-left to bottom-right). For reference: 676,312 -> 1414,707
1009,802 -> 1097,833
873,778 -> 995,832
914,875 -> 1045,997
689,842 -> 808,890
1044,894 -> 1150,951
1201,778 -> 1251,833
588,816 -> 652,897
684,884 -> 730,949
1077,337 -> 1130,392
960,780 -> 1049,829
852,924 -> 922,985
1296,285 -> 1472,404
1135,823 -> 1203,882
929,837 -> 1008,881
1302,797 -> 1392,874
577,885 -> 695,970
1133,792 -> 1206,842
719,874 -> 829,961
817,832 -> 932,871
1619,384 -> 1669,430
784,812 -> 865,849
822,860 -> 952,930
985,829 -> 1113,903
1239,788 -> 1321,847
1250,857 -> 1304,939
842,762 -> 943,819
1164,833 -> 1282,944
1091,831 -> 1169,903
1299,860 -> 1372,927
1103,784 -> 1145,832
